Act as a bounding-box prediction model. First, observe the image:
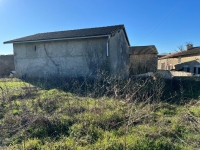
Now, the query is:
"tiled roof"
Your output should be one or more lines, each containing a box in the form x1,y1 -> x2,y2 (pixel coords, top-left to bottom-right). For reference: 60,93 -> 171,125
129,45 -> 158,55
4,24 -> 129,44
159,46 -> 200,59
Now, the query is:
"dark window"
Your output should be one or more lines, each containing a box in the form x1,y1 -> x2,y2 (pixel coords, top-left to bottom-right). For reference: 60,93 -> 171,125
198,68 -> 200,74
194,67 -> 197,74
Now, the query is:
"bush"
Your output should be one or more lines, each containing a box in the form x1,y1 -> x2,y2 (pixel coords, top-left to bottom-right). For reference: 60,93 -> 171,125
129,138 -> 181,150
25,138 -> 42,150
70,123 -> 103,145
26,116 -> 73,139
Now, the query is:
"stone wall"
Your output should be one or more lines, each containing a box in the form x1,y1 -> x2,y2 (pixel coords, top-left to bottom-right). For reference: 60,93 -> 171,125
158,55 -> 200,71
155,70 -> 192,79
0,55 -> 14,77
158,58 -> 178,70
130,54 -> 157,75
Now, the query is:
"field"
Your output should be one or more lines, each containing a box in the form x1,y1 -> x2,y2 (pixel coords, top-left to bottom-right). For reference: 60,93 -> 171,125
0,77 -> 200,150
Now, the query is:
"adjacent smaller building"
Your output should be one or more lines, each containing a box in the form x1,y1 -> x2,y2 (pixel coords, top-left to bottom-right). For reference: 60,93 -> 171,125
129,45 -> 158,75
158,44 -> 200,74
0,55 -> 14,77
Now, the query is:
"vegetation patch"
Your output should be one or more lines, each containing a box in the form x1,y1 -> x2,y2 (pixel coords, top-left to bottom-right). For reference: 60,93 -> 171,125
0,77 -> 200,149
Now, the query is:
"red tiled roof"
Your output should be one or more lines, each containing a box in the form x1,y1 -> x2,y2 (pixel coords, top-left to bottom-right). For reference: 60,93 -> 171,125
159,46 -> 200,59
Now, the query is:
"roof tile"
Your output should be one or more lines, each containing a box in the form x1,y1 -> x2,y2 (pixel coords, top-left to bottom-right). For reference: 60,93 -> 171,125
4,24 -> 125,44
129,45 -> 158,54
159,47 -> 200,59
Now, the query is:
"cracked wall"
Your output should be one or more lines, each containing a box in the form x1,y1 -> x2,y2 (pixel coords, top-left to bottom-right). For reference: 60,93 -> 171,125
13,37 -> 108,78
109,29 -> 129,78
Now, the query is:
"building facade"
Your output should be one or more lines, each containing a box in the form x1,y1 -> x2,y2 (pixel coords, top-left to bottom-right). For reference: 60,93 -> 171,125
158,44 -> 200,74
4,25 -> 130,79
129,45 -> 158,75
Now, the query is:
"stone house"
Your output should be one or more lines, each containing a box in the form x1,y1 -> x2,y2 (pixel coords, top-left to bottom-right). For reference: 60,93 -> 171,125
0,55 -> 14,77
158,52 -> 180,70
4,25 -> 130,79
158,44 -> 200,74
129,45 -> 158,75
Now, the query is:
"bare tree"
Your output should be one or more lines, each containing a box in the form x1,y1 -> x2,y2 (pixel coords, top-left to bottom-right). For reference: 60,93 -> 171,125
176,42 -> 193,52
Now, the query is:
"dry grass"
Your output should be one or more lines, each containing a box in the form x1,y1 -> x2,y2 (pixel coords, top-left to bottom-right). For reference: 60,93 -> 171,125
0,77 -> 199,149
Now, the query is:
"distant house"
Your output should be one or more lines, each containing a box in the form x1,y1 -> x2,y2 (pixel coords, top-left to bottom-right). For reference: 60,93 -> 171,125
129,45 -> 158,75
157,53 -> 168,58
158,52 -> 180,70
158,44 -> 200,74
4,25 -> 130,79
0,55 -> 14,77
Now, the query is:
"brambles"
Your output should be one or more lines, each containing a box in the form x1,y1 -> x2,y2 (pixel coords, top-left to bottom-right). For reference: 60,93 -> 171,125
0,77 -> 200,149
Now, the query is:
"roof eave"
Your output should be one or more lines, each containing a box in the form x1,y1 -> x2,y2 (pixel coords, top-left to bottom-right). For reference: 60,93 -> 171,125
129,53 -> 158,55
159,53 -> 200,59
4,34 -> 110,44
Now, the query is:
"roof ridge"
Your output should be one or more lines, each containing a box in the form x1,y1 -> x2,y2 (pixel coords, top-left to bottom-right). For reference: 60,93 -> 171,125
35,24 -> 124,35
130,45 -> 155,47
159,47 -> 200,59
129,45 -> 158,54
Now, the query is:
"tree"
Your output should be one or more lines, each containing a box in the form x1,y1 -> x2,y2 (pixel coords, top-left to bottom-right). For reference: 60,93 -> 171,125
176,42 -> 193,52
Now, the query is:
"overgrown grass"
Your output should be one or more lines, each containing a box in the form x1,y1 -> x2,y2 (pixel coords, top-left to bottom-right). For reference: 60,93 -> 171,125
0,77 -> 200,149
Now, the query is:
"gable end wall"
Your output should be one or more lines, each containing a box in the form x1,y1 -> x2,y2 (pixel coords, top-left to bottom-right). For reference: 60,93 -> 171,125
109,29 -> 129,78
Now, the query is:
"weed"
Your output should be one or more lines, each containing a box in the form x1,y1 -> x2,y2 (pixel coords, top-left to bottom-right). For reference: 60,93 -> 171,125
0,77 -> 200,149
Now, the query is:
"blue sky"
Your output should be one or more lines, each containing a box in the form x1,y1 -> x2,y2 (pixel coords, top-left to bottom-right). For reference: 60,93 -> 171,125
0,0 -> 200,54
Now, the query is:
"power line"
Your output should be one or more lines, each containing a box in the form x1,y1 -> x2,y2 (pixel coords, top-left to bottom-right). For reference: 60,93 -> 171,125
135,0 -> 184,45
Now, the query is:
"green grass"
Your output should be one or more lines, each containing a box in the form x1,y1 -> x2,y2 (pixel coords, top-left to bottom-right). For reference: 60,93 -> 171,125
0,78 -> 200,149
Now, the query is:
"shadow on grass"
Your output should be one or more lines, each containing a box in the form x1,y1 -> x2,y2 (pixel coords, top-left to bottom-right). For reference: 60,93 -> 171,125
22,76 -> 156,99
162,77 -> 200,104
21,76 -> 200,104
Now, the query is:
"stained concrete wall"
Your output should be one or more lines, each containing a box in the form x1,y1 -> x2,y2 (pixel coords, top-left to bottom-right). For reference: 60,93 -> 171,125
13,30 -> 129,78
14,37 -> 108,78
14,29 -> 130,79
109,29 -> 129,78
0,55 -> 14,77
130,54 -> 157,75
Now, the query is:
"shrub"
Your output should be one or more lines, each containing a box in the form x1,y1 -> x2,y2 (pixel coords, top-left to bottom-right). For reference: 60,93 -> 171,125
25,138 -> 42,150
26,116 -> 73,139
70,123 -> 103,145
106,142 -> 124,150
128,138 -> 181,150
12,109 -> 20,115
